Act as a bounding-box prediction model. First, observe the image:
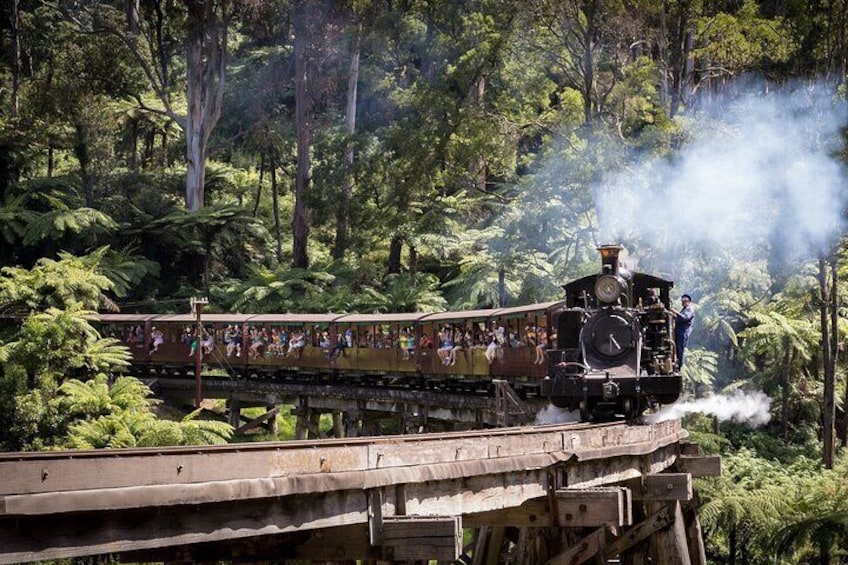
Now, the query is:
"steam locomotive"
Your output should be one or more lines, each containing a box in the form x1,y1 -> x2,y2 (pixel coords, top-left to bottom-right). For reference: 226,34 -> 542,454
95,245 -> 681,421
540,245 -> 681,419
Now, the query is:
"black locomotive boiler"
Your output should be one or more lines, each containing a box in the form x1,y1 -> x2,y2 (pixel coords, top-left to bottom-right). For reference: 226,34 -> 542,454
541,245 -> 682,420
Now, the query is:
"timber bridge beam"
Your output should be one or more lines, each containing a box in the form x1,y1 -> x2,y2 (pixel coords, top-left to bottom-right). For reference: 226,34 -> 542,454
0,420 -> 719,564
150,376 -> 543,432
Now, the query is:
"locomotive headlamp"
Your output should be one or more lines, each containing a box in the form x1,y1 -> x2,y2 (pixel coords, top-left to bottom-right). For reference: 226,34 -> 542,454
595,274 -> 624,304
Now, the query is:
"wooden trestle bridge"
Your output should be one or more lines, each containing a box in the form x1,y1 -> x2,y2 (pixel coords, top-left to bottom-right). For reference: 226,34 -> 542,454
0,415 -> 719,564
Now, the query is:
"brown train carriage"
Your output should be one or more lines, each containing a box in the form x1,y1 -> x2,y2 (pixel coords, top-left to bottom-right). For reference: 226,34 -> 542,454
489,301 -> 563,383
94,301 -> 567,393
333,312 -> 430,376
418,308 -> 499,379
244,313 -> 344,373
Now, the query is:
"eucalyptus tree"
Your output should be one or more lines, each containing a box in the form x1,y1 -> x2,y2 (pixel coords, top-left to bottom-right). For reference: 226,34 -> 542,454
355,0 -> 556,279
54,0 -> 243,212
523,0 -> 627,130
689,0 -> 793,99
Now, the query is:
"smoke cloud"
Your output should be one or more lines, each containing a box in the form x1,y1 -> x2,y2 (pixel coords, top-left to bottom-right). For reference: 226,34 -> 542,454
535,404 -> 582,425
596,81 -> 848,269
646,390 -> 772,427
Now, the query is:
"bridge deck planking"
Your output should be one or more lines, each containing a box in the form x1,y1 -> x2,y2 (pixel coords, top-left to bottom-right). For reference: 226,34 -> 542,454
0,421 -> 680,499
0,420 -> 690,564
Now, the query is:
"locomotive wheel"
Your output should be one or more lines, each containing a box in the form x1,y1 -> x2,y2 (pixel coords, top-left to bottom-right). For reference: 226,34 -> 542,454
550,396 -> 570,409
579,400 -> 591,422
623,397 -> 645,420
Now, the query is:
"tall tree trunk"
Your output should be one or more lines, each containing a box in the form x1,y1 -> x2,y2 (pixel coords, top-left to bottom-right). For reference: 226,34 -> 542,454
820,255 -> 835,468
581,0 -> 598,129
467,74 -> 487,196
387,235 -> 403,275
72,120 -> 94,207
781,345 -> 791,444
409,244 -> 418,275
10,0 -> 21,119
270,160 -> 282,264
728,525 -> 737,565
292,0 -> 312,269
830,258 -> 840,446
498,266 -> 506,308
667,0 -> 695,117
333,23 -> 360,260
253,153 -> 265,217
153,0 -> 170,90
128,120 -> 138,170
184,0 -> 227,212
125,0 -> 140,33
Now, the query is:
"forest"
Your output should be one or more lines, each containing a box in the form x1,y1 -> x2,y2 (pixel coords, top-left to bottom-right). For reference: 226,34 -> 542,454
2,0 -> 848,562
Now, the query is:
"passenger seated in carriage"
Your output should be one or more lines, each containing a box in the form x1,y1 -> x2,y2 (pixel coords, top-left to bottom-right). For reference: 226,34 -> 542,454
288,331 -> 306,358
225,325 -> 242,357
329,334 -> 347,359
485,333 -> 502,364
249,328 -> 265,358
534,326 -> 548,365
149,327 -> 164,355
201,330 -> 215,355
438,326 -> 454,365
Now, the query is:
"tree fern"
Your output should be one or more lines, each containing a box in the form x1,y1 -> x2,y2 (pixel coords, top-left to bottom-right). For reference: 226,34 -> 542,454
58,376 -> 233,448
22,208 -> 117,246
356,273 -> 447,313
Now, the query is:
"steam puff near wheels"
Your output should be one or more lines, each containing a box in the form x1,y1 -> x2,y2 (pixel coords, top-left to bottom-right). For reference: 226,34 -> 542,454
645,391 -> 772,427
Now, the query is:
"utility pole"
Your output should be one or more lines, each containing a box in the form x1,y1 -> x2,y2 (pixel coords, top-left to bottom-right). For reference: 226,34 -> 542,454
191,297 -> 209,409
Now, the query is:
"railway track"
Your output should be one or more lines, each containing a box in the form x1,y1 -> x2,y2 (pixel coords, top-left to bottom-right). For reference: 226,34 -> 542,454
0,419 -> 606,464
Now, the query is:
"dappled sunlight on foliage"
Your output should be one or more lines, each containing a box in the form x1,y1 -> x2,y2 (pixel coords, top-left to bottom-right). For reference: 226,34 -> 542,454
58,376 -> 233,449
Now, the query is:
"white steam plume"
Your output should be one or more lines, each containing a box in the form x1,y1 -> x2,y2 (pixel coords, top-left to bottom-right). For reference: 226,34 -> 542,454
646,390 -> 772,427
596,81 -> 848,266
535,404 -> 581,425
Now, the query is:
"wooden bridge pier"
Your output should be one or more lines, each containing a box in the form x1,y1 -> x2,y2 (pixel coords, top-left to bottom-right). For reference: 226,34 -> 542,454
453,500 -> 706,564
446,445 -> 716,565
225,398 -> 282,436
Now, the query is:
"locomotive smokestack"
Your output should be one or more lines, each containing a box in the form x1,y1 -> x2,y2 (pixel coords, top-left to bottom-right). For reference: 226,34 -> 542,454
598,245 -> 622,275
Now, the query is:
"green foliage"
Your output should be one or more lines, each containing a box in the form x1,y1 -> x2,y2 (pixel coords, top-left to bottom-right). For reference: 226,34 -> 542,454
680,348 -> 718,397
357,273 -> 448,313
693,0 -> 794,76
22,207 -> 117,246
0,252 -> 115,314
57,376 -> 233,449
80,246 -> 161,299
222,266 -> 339,313
770,456 -> 848,562
1,6 -> 847,562
0,253 -> 134,451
